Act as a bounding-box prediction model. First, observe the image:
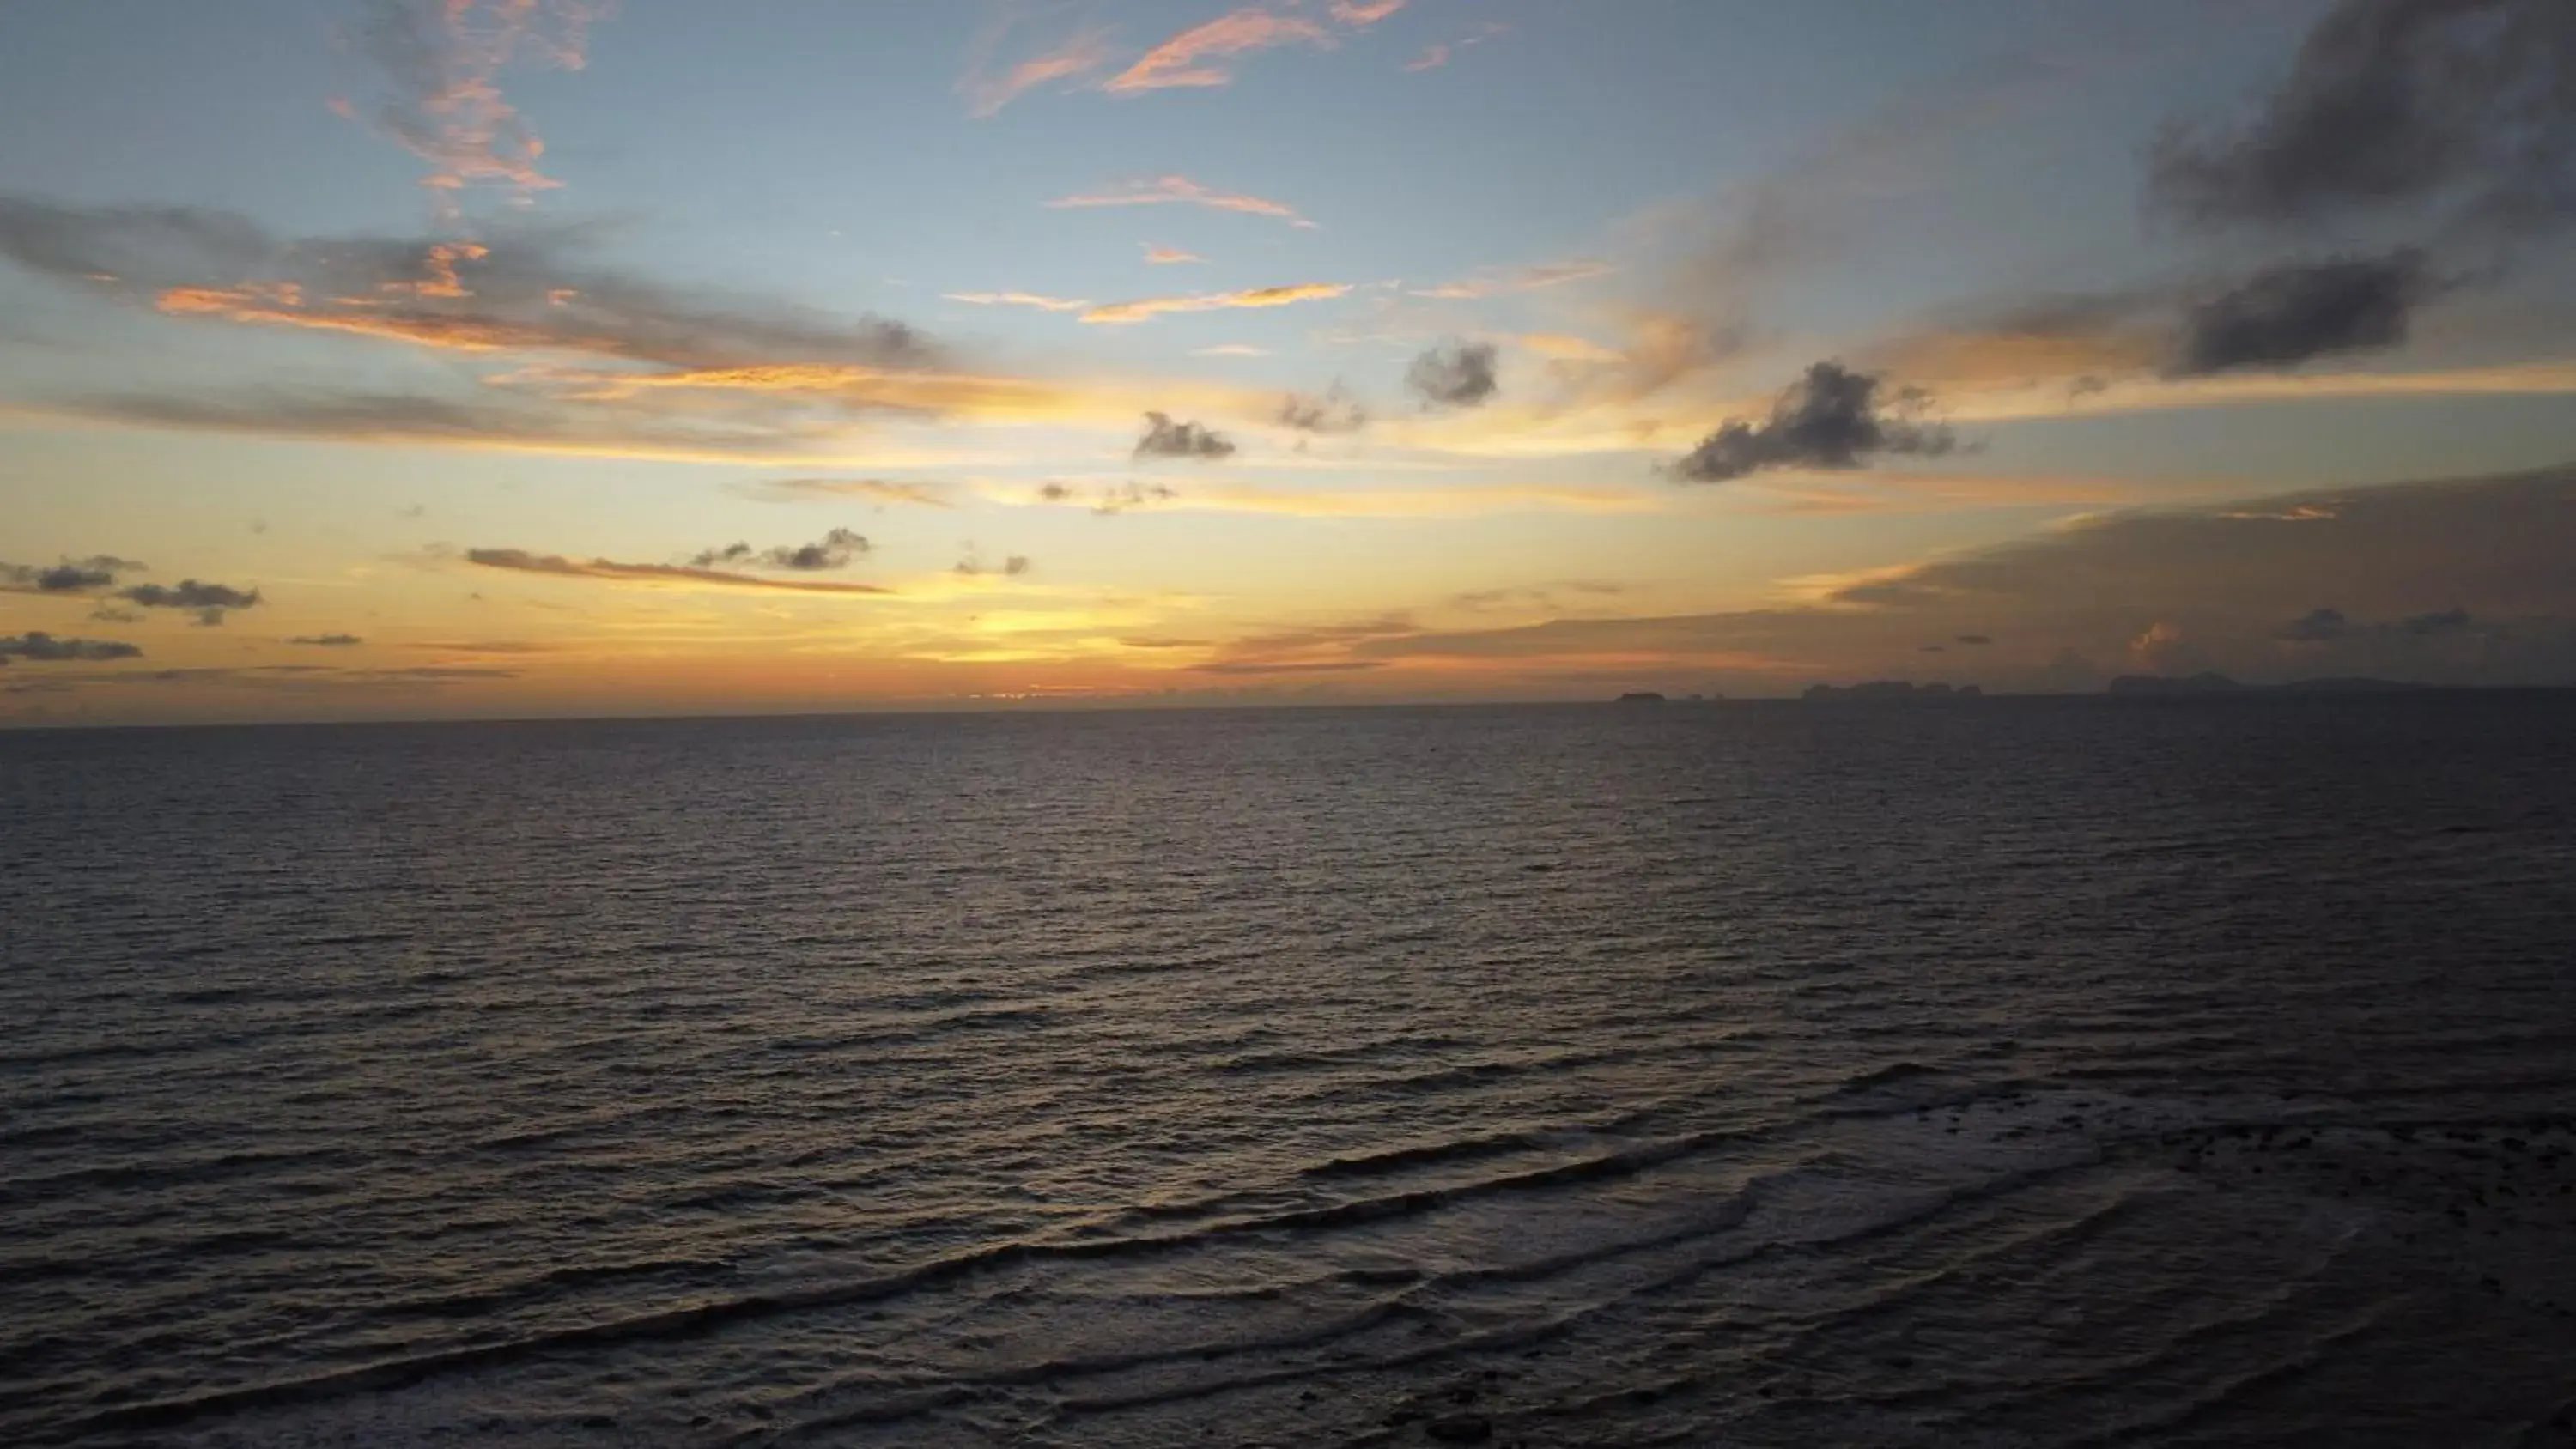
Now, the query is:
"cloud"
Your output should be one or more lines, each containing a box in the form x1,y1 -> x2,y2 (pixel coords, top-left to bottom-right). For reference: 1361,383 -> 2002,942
1193,343 -> 1270,358
0,632 -> 143,663
1046,175 -> 1318,229
118,579 -> 263,625
0,555 -> 144,594
945,290 -> 1091,312
954,552 -> 1034,578
1277,385 -> 1368,434
1671,361 -> 1955,482
1106,8 -> 1334,94
290,634 -> 367,646
41,387 -> 866,465
1144,245 -> 1206,265
1957,634 -> 1993,646
1406,340 -> 1500,409
464,549 -> 892,595
2172,252 -> 2437,374
1320,466 -> 2576,689
1030,478 -> 1658,518
2148,0 -> 2576,237
1039,479 -> 1182,515
1404,45 -> 1452,72
1329,0 -> 1407,23
337,0 -> 611,210
732,477 -> 953,507
959,18 -> 1116,118
1190,614 -> 1419,674
686,528 -> 871,572
1082,282 -> 1352,325
0,198 -> 935,376
2280,604 -> 2476,642
1190,659 -> 1388,676
1133,412 -> 1236,461
409,640 -> 556,655
1409,259 -> 1614,300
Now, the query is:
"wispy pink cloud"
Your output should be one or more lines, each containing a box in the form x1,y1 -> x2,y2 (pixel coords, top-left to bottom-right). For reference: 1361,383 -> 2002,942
337,0 -> 612,213
1403,20 -> 1508,75
944,291 -> 1091,312
1329,0 -> 1408,23
958,21 -> 1115,118
1048,175 -> 1319,229
1082,282 -> 1353,326
1104,7 -> 1332,93
1410,259 -> 1615,300
1144,244 -> 1207,265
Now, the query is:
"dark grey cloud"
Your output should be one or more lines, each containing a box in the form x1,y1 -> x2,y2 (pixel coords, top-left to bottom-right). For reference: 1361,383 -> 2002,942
954,553 -> 1033,578
1406,341 -> 1499,409
117,579 -> 263,626
1321,466 -> 2576,691
0,555 -> 144,594
464,549 -> 890,596
1040,480 -> 1180,515
2281,606 -> 2350,641
688,527 -> 870,572
0,197 -> 936,373
2149,0 -> 2576,236
1134,412 -> 1236,461
0,632 -> 143,663
2281,604 -> 2476,641
2172,252 -> 2436,374
1672,361 -> 1956,483
1278,385 -> 1368,433
1957,634 -> 1994,646
289,634 -> 366,646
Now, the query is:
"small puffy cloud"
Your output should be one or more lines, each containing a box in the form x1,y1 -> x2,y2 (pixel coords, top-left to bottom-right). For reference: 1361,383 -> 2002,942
687,527 -> 871,572
1406,340 -> 1499,409
954,553 -> 1034,578
1671,361 -> 1954,482
1,631 -> 143,663
1277,384 -> 1368,434
2172,253 -> 2436,375
118,579 -> 263,625
289,634 -> 367,646
1134,412 -> 1236,461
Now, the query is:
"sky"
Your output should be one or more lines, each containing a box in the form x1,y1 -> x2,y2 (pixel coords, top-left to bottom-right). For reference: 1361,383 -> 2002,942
3,0 -> 2573,724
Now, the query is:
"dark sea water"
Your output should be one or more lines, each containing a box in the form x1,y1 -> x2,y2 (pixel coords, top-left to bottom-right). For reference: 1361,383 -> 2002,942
7,697 -> 2576,1448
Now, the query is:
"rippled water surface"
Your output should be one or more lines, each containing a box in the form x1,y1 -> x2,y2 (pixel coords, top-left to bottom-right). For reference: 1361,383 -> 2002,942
7,698 -> 2576,1446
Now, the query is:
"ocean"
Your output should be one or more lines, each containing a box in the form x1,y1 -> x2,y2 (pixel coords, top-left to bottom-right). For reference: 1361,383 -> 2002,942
5,696 -> 2576,1447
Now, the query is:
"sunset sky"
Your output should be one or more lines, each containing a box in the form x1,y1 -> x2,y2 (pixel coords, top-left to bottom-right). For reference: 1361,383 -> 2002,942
3,0 -> 2573,724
